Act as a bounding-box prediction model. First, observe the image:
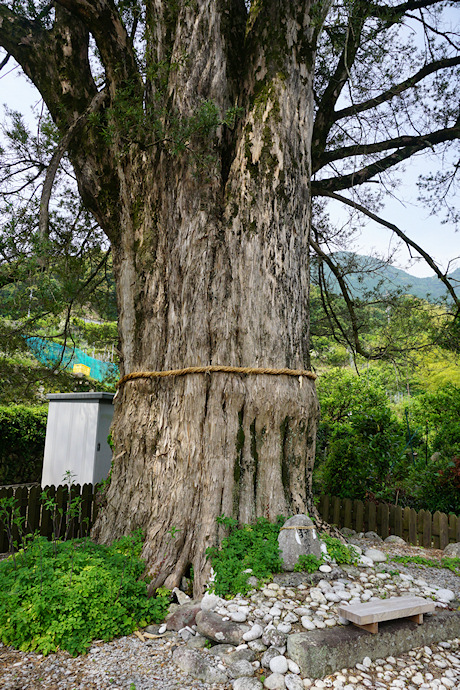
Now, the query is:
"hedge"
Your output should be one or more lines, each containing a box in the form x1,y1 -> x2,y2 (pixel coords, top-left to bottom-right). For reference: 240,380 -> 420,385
0,405 -> 47,485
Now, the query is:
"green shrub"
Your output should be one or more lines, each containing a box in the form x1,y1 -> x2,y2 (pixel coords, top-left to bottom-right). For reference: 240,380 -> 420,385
206,515 -> 284,598
0,405 -> 47,484
0,530 -> 170,656
294,554 -> 324,573
321,534 -> 360,565
406,453 -> 460,514
319,410 -> 403,499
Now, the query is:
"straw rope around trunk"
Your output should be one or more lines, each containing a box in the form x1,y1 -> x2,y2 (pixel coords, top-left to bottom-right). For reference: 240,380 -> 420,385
116,365 -> 317,389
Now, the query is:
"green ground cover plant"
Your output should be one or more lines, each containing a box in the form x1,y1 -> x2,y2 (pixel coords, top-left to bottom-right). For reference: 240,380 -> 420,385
391,554 -> 460,576
0,530 -> 170,656
206,515 -> 285,598
321,534 -> 360,565
294,554 -> 324,573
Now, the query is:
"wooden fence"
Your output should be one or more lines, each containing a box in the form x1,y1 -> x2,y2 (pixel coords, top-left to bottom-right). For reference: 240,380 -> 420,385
1,485 -> 459,553
317,494 -> 460,550
0,483 -> 99,552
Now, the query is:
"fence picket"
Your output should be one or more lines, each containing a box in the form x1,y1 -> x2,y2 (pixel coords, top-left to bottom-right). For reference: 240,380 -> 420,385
332,496 -> 341,526
344,498 -> 352,529
367,502 -> 377,533
378,503 -> 390,540
354,499 -> 364,533
27,485 -> 42,536
433,511 -> 441,549
439,512 -> 449,550
423,510 -> 432,549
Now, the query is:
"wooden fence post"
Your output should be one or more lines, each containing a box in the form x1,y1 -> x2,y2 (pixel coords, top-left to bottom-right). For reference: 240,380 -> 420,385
366,502 -> 377,533
378,503 -> 390,540
81,484 -> 93,538
27,485 -> 42,536
432,512 -> 441,549
344,498 -> 353,530
448,514 -> 459,545
422,510 -> 432,549
332,496 -> 341,527
439,512 -> 449,550
40,485 -> 56,539
354,499 -> 364,534
0,487 -> 13,552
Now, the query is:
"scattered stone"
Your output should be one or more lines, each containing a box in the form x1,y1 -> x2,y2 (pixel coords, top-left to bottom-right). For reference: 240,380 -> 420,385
384,535 -> 406,545
436,589 -> 456,603
264,672 -> 287,689
196,610 -> 249,645
364,531 -> 383,541
270,655 -> 289,674
233,677 -> 264,690
444,543 -> 460,558
172,646 -> 228,683
262,628 -> 288,648
201,592 -> 221,611
244,624 -> 264,642
227,659 -> 255,678
285,673 -> 304,690
363,548 -> 386,563
172,587 -> 191,605
165,603 -> 201,631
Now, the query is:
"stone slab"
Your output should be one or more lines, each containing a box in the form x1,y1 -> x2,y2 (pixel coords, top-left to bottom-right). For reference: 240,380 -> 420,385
338,596 -> 435,626
287,610 -> 460,679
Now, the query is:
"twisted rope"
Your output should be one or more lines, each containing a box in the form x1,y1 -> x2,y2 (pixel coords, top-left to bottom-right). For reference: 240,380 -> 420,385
117,365 -> 317,388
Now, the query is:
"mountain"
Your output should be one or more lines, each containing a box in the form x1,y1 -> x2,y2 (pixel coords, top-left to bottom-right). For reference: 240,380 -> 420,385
313,252 -> 460,302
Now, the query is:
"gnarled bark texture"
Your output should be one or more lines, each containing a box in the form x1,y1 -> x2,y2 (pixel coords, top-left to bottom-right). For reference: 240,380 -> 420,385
0,0 -> 327,595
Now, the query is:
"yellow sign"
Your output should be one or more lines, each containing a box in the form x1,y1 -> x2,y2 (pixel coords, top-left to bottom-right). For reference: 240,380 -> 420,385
73,363 -> 91,376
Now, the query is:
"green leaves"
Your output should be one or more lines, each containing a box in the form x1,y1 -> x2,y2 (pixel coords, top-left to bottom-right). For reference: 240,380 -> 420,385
0,532 -> 171,656
206,516 -> 285,598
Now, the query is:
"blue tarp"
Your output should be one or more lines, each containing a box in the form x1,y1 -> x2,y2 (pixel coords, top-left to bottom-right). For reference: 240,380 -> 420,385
26,336 -> 119,383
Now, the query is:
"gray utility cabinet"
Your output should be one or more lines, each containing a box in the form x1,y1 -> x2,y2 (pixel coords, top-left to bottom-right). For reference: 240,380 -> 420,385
42,392 -> 114,488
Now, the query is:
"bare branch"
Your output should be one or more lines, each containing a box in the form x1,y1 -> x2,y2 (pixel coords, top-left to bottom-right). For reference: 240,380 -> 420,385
315,189 -> 460,311
333,56 -> 460,123
39,89 -> 108,243
315,124 -> 460,171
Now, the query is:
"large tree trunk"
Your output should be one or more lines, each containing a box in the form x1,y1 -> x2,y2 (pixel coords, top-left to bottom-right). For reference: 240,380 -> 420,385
92,0 -> 322,596
0,0 -> 324,597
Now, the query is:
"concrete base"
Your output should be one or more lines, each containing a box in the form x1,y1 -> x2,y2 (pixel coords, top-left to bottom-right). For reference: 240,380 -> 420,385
287,610 -> 460,679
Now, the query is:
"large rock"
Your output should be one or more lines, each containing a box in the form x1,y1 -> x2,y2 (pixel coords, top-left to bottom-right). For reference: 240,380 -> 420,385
172,646 -> 228,684
195,610 -> 249,645
166,603 -> 201,630
444,542 -> 460,557
278,514 -> 321,571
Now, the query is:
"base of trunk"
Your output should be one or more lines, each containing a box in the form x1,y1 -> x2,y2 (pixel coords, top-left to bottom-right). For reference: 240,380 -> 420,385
92,372 -> 319,596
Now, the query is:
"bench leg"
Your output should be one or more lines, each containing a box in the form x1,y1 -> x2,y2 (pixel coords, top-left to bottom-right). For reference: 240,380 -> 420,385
354,622 -> 379,634
410,613 -> 423,624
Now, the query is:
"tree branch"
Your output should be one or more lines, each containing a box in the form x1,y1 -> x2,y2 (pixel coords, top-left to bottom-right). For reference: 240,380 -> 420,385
54,0 -> 141,92
310,235 -> 371,358
39,89 -> 108,244
315,189 -> 460,312
312,124 -> 460,192
315,124 -> 460,171
312,0 -> 368,159
333,56 -> 460,123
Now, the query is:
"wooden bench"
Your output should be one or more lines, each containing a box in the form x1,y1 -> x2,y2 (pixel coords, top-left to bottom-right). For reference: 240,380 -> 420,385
337,596 -> 435,634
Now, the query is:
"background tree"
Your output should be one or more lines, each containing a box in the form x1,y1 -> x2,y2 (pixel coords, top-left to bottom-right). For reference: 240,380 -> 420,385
0,0 -> 459,595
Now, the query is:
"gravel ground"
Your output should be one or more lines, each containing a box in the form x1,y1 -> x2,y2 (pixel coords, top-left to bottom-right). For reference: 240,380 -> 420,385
1,539 -> 460,690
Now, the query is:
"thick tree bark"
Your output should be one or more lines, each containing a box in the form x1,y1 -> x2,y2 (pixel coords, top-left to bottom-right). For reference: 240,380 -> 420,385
91,0 -> 323,596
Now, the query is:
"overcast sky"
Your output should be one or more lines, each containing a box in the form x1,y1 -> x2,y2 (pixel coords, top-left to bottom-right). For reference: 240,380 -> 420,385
1,61 -> 459,279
